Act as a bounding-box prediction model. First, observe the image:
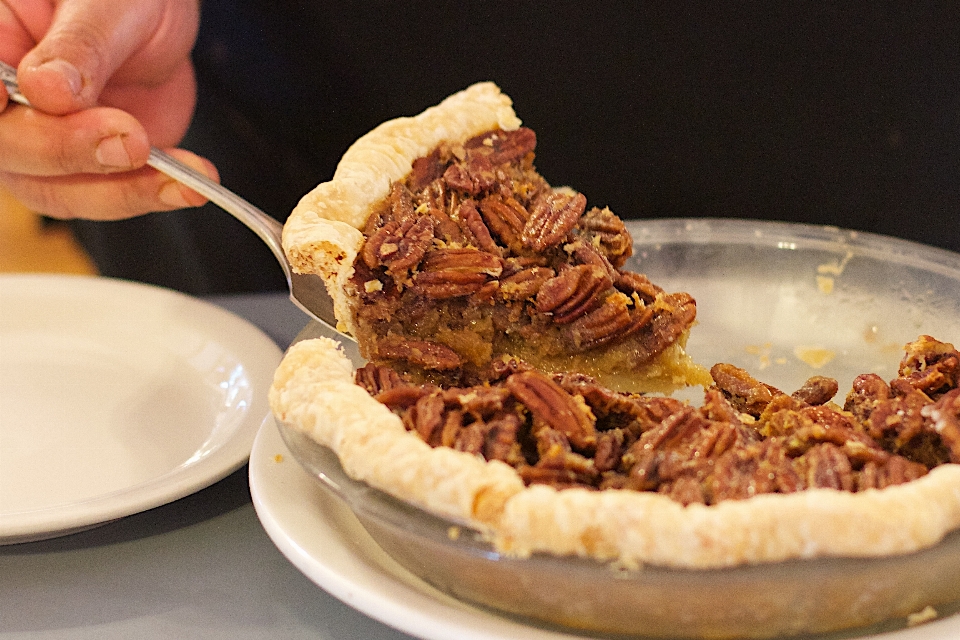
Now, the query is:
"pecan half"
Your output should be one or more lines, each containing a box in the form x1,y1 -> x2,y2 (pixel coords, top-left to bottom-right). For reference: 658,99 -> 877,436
375,336 -> 462,370
632,292 -> 697,363
522,191 -> 587,251
386,216 -> 435,275
355,362 -> 405,395
479,194 -> 529,250
376,384 -> 435,410
898,335 -> 960,399
413,248 -> 503,299
577,206 -> 634,268
866,387 -> 931,450
791,376 -> 839,406
498,266 -> 555,301
454,422 -> 489,455
484,413 -> 524,464
361,220 -> 399,269
566,292 -> 654,351
535,264 -> 613,323
594,429 -> 626,473
409,148 -> 447,192
614,271 -> 664,304
426,199 -> 467,245
921,387 -> 960,462
506,370 -> 597,451
421,247 -> 503,276
796,443 -> 855,491
363,212 -> 435,277
858,455 -> 928,490
439,409 -> 465,449
708,439 -> 800,501
465,127 -> 537,165
456,199 -> 501,254
443,385 -> 512,418
711,363 -> 782,417
844,373 -> 891,424
566,239 -> 618,281
443,152 -> 496,195
405,392 -> 446,445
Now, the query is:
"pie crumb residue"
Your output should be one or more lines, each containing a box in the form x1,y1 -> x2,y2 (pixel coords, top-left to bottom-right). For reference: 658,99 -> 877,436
793,346 -> 835,368
906,605 -> 938,626
817,251 -> 854,276
816,275 -> 835,294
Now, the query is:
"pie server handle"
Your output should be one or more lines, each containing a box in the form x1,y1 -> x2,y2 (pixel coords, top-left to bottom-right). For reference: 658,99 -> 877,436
1,60 -> 349,341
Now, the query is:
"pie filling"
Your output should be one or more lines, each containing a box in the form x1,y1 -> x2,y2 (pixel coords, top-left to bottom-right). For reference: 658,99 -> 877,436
348,127 -> 709,393
356,335 -> 960,504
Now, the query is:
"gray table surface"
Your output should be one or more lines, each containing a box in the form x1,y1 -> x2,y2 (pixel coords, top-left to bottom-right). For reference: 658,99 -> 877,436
0,292 -> 416,640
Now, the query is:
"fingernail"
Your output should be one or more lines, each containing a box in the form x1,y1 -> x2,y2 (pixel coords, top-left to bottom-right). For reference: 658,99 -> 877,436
158,181 -> 192,208
95,135 -> 133,168
38,59 -> 83,96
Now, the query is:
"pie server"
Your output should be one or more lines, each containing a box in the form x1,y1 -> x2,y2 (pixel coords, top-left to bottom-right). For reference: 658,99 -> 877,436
1,60 -> 349,341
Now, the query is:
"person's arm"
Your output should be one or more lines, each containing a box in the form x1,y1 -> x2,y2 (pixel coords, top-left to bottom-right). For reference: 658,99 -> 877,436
0,0 -> 217,220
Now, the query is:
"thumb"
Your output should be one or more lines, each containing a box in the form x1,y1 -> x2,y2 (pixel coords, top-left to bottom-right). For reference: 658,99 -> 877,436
17,0 -> 190,115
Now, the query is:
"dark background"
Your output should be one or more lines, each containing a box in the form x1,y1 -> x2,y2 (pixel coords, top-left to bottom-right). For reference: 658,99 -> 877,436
70,3 -> 960,294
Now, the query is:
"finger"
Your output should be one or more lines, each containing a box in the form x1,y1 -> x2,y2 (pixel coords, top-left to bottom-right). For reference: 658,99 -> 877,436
1,148 -> 219,220
99,56 -> 196,148
0,102 -> 150,175
0,2 -> 41,63
17,0 -> 196,114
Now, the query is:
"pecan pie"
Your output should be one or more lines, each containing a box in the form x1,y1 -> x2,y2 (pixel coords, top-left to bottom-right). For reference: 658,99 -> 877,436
272,83 -> 960,572
271,333 -> 960,568
282,82 -> 708,392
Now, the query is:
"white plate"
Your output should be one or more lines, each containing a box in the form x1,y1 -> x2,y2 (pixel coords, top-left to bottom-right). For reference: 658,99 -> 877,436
250,416 -> 960,640
0,274 -> 281,543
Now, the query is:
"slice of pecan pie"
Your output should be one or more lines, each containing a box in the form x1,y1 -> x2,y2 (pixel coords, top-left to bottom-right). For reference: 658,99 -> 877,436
282,83 -> 708,392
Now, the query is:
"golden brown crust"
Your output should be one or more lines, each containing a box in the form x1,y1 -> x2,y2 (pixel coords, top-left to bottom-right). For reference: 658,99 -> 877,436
270,338 -> 960,569
282,82 -> 521,335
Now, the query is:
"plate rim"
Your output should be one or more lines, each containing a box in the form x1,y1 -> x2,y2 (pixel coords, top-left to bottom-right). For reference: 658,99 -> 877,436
0,273 -> 282,543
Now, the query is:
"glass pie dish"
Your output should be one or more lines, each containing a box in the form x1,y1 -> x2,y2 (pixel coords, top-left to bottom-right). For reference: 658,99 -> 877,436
275,218 -> 960,639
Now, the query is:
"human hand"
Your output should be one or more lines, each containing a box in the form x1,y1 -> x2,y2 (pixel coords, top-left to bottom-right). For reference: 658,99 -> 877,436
0,0 -> 217,220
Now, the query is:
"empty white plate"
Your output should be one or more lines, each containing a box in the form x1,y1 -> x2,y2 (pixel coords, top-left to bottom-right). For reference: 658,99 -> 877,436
0,274 -> 281,543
